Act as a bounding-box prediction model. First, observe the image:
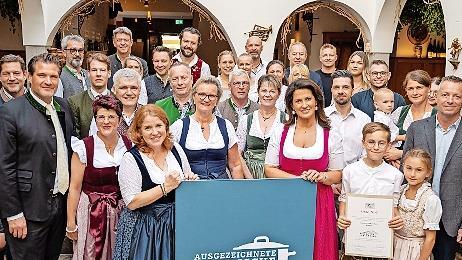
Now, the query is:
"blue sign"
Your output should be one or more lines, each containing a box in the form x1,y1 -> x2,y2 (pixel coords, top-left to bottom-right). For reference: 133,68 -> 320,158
176,179 -> 317,260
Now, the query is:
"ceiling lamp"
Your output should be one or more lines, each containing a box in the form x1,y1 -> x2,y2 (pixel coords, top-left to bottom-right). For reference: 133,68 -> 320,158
144,0 -> 149,7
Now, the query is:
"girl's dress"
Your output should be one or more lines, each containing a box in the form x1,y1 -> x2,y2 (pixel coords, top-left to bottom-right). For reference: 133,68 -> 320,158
393,182 -> 442,260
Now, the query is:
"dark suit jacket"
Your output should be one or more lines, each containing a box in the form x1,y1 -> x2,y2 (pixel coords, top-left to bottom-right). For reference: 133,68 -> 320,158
0,92 -> 74,221
403,115 -> 462,237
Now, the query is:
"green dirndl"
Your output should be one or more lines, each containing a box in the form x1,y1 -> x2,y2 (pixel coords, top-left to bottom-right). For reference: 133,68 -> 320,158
242,112 -> 284,179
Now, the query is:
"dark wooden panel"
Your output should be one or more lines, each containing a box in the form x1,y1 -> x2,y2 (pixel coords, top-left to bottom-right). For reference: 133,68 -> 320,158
0,50 -> 26,61
389,57 -> 445,97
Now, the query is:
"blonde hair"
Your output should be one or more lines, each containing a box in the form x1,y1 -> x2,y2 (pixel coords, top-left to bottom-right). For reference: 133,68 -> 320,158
347,51 -> 369,89
362,122 -> 391,142
217,50 -> 235,75
320,43 -> 337,54
402,148 -> 433,176
373,88 -> 394,102
288,64 -> 309,84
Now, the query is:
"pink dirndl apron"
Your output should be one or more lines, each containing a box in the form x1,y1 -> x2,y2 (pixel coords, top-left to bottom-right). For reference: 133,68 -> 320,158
278,125 -> 338,260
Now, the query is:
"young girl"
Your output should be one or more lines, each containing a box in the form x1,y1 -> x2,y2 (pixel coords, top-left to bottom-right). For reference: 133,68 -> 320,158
393,149 -> 442,260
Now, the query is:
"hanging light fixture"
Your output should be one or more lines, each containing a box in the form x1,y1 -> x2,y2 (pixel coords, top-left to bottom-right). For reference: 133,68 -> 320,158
144,0 -> 149,7
147,10 -> 152,23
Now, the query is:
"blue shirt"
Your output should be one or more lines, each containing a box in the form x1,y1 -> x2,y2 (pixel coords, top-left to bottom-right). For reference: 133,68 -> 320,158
432,116 -> 461,196
351,88 -> 407,120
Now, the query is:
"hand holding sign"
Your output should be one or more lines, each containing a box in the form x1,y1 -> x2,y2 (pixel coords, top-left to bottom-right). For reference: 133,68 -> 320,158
164,171 -> 181,193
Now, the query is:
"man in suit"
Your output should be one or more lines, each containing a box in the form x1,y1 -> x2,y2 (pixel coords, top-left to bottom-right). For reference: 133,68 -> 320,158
108,26 -> 148,90
403,75 -> 462,260
0,53 -> 74,260
68,53 -> 112,138
56,34 -> 89,99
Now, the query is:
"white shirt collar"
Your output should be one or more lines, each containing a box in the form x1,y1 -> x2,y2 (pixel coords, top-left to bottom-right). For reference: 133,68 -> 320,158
173,53 -> 198,67
436,114 -> 461,131
90,87 -> 109,98
325,103 -> 357,118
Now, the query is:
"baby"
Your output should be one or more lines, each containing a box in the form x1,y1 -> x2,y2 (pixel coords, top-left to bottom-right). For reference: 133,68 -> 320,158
373,88 -> 399,146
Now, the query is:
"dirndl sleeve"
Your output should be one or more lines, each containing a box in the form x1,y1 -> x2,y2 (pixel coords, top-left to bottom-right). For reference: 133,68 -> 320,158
71,138 -> 87,164
118,152 -> 143,206
423,194 -> 442,230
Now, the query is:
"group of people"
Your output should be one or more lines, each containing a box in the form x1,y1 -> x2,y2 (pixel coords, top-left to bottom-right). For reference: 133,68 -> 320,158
0,24 -> 460,260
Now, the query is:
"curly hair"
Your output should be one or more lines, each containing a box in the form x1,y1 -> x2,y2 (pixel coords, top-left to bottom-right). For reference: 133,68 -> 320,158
128,104 -> 173,152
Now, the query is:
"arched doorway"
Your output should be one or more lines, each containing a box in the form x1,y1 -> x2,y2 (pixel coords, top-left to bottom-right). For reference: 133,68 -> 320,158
49,0 -> 234,75
273,0 -> 371,71
389,0 -> 446,95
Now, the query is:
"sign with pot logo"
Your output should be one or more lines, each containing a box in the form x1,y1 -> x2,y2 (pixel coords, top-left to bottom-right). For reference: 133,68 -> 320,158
176,179 -> 317,260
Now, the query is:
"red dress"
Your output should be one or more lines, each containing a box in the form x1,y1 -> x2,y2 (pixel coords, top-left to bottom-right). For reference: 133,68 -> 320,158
278,125 -> 338,260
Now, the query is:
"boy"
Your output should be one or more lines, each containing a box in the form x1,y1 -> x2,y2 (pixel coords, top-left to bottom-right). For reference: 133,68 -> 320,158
373,88 -> 401,146
337,122 -> 404,259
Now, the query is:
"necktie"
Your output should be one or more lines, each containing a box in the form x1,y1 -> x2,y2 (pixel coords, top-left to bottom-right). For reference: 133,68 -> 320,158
46,104 -> 69,194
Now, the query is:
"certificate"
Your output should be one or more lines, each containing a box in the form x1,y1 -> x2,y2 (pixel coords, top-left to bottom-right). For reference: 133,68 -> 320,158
344,194 -> 394,259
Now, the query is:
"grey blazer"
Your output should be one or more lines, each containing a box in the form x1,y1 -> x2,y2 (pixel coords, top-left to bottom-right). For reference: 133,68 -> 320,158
403,115 -> 462,237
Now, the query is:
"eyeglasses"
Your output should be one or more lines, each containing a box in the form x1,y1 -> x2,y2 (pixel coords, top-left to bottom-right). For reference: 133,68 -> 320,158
370,71 -> 388,77
65,48 -> 85,55
364,140 -> 388,149
196,92 -> 218,101
232,81 -> 250,87
95,114 -> 119,123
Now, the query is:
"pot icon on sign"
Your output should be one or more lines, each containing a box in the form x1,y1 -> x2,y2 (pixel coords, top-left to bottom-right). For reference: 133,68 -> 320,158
233,236 -> 296,260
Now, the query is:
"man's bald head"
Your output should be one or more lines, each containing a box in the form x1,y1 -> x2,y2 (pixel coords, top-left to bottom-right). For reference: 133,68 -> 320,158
245,36 -> 263,60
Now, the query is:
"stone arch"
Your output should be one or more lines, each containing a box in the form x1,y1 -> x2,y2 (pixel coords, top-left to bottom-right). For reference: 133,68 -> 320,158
273,0 -> 372,68
45,0 -> 235,53
372,0 -> 406,55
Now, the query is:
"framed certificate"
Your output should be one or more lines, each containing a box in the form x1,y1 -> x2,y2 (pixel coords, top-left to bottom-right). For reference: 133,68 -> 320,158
344,194 -> 394,259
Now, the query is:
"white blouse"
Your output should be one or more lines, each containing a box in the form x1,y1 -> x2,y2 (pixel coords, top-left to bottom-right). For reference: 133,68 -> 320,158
217,77 -> 231,102
265,123 -> 327,167
138,80 -> 148,105
275,85 -> 288,112
399,183 -> 442,230
117,143 -> 192,205
71,134 -> 129,167
236,110 -> 284,152
170,116 -> 238,150
374,110 -> 399,143
391,106 -> 433,132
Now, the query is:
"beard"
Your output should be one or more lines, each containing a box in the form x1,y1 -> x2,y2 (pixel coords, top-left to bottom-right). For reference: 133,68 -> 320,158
69,58 -> 83,69
180,47 -> 195,58
334,96 -> 350,105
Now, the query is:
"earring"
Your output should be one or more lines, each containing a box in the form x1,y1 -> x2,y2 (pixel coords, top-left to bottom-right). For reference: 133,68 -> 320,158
292,111 -> 296,115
